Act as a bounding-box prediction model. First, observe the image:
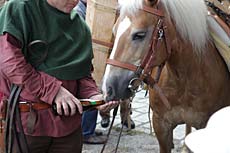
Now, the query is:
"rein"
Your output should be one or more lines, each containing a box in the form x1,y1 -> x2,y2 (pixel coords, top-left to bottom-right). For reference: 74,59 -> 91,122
106,4 -> 172,110
100,99 -> 133,153
100,106 -> 119,153
4,85 -> 29,153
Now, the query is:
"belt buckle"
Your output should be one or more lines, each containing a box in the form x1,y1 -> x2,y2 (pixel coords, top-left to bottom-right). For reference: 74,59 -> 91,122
19,101 -> 28,104
19,101 -> 33,112
19,101 -> 33,107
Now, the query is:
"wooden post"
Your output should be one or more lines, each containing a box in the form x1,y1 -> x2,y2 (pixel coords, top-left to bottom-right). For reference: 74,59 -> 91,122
86,0 -> 118,87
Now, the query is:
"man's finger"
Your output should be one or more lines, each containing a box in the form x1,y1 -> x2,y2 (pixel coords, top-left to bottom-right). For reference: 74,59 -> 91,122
62,102 -> 70,116
72,98 -> 83,114
68,100 -> 76,116
56,102 -> 63,115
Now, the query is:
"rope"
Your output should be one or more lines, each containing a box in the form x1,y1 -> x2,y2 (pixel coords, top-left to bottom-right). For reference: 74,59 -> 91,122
100,106 -> 119,153
4,85 -> 29,153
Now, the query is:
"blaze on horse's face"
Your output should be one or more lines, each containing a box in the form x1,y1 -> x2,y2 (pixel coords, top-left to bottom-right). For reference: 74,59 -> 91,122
102,0 -> 168,101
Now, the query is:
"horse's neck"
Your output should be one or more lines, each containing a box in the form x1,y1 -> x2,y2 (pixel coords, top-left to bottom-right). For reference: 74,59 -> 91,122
167,40 -> 201,80
166,23 -> 199,77
165,15 -> 227,74
163,34 -> 230,111
166,36 -> 226,84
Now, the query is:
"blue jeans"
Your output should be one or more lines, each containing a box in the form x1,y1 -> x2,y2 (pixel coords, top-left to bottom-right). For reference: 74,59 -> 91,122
81,109 -> 98,137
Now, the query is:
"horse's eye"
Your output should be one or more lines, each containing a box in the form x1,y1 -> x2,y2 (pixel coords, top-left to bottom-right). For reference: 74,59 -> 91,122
132,32 -> 146,41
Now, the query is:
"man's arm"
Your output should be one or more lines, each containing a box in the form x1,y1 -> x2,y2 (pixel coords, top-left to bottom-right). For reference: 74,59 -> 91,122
0,33 -> 62,104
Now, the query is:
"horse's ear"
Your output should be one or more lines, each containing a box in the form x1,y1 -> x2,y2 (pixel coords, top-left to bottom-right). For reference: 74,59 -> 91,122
145,0 -> 158,6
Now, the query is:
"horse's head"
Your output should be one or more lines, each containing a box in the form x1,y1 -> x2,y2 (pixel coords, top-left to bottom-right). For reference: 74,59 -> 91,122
102,0 -> 170,101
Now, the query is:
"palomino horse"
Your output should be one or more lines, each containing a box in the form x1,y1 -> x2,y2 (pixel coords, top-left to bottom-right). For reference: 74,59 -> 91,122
102,0 -> 230,152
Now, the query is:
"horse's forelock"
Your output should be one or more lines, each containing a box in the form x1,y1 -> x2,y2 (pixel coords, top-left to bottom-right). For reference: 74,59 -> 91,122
119,0 -> 209,54
119,0 -> 143,17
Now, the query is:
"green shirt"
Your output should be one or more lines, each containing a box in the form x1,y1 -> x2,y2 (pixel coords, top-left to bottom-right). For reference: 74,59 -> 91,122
0,0 -> 93,80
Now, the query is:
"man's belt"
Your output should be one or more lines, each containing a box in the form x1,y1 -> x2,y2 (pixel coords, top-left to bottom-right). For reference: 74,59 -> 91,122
18,102 -> 51,112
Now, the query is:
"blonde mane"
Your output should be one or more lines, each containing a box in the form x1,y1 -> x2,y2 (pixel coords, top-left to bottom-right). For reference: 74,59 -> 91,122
119,0 -> 209,52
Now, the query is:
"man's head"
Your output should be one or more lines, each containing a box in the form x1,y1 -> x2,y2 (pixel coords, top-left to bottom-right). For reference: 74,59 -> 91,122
47,0 -> 79,13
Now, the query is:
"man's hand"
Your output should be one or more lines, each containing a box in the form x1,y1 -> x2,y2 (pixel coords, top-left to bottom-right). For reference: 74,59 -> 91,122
54,86 -> 83,116
90,94 -> 119,112
96,101 -> 119,112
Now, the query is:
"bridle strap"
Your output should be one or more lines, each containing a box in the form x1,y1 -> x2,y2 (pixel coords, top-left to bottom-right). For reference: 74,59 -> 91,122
142,6 -> 164,17
100,106 -> 119,153
141,64 -> 171,110
106,59 -> 138,72
142,19 -> 165,74
140,19 -> 162,70
141,3 -> 171,75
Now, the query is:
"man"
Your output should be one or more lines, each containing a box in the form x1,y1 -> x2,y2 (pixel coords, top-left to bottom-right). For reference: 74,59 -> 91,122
0,0 -> 118,152
0,0 -> 5,7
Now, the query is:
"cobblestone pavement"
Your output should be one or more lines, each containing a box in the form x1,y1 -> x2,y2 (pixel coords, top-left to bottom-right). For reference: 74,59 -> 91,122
83,90 -> 187,153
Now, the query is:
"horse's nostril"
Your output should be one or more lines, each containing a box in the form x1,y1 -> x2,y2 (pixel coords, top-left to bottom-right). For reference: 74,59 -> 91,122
106,86 -> 115,101
107,86 -> 113,97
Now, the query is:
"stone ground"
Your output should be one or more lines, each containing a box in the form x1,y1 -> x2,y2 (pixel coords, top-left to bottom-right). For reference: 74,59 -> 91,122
83,90 -> 187,153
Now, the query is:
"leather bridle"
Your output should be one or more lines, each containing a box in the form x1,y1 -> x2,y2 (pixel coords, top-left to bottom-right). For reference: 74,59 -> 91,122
106,4 -> 172,109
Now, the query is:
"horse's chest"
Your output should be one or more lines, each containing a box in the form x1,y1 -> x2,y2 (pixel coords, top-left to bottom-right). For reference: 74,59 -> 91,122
154,106 -> 209,128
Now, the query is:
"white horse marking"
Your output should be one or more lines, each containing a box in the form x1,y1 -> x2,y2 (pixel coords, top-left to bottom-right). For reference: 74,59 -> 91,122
102,16 -> 131,95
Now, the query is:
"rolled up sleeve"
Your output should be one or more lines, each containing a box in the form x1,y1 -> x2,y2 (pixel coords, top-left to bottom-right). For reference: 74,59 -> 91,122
77,75 -> 100,99
0,33 -> 62,104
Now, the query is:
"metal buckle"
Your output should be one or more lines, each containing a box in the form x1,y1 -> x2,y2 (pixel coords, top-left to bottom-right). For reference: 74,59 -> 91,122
128,77 -> 144,93
158,29 -> 164,40
135,66 -> 143,76
19,101 -> 27,104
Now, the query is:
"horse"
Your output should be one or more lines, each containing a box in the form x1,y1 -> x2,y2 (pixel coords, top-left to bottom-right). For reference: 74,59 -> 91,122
101,0 -> 230,152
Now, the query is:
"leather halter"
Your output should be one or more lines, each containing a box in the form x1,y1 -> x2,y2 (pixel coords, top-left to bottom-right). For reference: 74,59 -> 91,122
106,5 -> 167,71
106,4 -> 172,110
